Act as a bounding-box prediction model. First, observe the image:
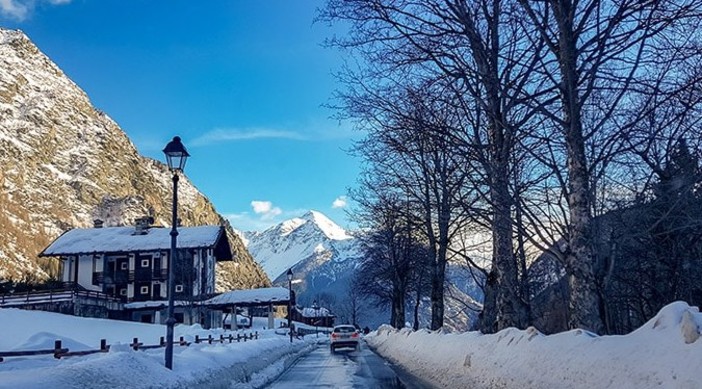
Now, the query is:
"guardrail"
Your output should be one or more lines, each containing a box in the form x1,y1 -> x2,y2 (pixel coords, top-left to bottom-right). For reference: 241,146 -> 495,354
0,332 -> 259,363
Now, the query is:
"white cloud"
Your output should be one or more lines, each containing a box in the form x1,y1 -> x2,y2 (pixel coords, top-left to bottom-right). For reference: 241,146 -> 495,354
190,128 -> 305,147
250,200 -> 282,220
332,196 -> 347,209
0,0 -> 71,21
251,201 -> 273,214
189,120 -> 357,147
0,0 -> 29,20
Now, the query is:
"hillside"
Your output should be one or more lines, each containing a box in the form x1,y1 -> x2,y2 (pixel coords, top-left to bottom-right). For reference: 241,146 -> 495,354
0,28 -> 268,290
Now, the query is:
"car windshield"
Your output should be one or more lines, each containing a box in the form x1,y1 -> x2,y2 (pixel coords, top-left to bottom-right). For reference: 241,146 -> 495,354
333,326 -> 356,333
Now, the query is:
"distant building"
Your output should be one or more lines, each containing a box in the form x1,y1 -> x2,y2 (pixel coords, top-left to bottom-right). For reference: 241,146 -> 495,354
290,305 -> 335,328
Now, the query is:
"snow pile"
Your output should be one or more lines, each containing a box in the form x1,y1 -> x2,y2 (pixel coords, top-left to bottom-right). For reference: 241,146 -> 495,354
365,301 -> 702,389
0,308 -> 314,388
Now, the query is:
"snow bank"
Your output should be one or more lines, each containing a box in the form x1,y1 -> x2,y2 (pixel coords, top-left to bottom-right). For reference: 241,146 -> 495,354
365,301 -> 702,389
0,308 -> 315,388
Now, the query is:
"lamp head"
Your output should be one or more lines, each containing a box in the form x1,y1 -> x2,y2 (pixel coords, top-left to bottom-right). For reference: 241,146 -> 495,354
163,136 -> 190,171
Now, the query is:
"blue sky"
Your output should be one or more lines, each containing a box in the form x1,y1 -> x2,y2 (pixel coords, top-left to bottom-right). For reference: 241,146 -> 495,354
0,0 -> 359,232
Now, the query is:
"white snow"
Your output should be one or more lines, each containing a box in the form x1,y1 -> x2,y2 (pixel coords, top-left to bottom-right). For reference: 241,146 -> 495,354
41,225 -> 224,256
304,210 -> 352,240
298,306 -> 331,318
205,287 -> 291,306
278,218 -> 307,237
0,308 -> 315,389
2,302 -> 702,388
364,301 -> 702,389
241,210 -> 359,280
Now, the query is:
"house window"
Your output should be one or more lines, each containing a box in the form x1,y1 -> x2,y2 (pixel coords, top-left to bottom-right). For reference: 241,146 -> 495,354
141,259 -> 149,268
121,262 -> 128,270
120,289 -> 127,296
140,286 -> 149,294
175,284 -> 183,293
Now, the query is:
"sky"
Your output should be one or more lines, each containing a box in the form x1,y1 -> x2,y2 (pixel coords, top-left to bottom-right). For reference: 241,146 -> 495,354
0,0 -> 358,232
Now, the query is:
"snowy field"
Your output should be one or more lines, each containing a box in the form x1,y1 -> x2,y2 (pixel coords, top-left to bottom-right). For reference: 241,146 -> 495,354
0,309 -> 315,389
365,301 -> 702,389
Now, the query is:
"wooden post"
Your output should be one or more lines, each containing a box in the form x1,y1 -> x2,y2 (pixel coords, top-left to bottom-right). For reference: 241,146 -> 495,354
132,338 -> 139,350
160,337 -> 165,347
100,339 -> 108,352
208,335 -> 213,344
237,334 -> 241,342
179,336 -> 186,346
53,340 -> 62,359
219,334 -> 224,343
195,335 -> 200,344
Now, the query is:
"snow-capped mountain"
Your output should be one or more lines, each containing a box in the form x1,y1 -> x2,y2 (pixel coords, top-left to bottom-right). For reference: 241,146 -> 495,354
0,28 -> 268,289
242,210 -> 359,283
237,210 -> 483,330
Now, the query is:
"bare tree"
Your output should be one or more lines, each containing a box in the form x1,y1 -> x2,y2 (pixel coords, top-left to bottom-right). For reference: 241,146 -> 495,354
515,0 -> 702,333
352,188 -> 419,328
320,0 -> 547,332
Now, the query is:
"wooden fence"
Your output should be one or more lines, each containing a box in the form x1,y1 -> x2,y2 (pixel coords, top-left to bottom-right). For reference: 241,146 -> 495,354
0,332 -> 258,363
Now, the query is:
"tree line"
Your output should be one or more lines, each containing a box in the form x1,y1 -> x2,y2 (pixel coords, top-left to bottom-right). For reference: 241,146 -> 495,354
318,0 -> 702,334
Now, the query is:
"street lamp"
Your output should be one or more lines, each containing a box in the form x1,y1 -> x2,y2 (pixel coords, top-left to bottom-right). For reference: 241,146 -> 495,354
163,136 -> 189,370
287,268 -> 293,343
313,300 -> 320,338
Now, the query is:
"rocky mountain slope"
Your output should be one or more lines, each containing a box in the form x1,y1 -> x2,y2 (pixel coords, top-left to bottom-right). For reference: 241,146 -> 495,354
0,28 -> 268,290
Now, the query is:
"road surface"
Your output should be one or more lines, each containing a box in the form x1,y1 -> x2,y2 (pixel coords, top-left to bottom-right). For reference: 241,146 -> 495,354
265,343 -> 428,389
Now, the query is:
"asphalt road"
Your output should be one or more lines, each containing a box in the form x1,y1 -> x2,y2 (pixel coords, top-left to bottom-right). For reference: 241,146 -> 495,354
265,343 -> 428,389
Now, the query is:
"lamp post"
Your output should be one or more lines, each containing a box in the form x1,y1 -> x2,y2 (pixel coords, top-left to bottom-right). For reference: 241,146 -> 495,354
162,136 -> 189,370
313,300 -> 319,337
287,268 -> 293,343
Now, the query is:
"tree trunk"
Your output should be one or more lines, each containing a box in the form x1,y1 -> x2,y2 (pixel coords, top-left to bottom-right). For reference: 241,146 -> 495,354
556,2 -> 605,333
430,262 -> 445,330
392,279 -> 406,328
491,164 -> 529,331
413,285 -> 421,330
478,270 -> 498,332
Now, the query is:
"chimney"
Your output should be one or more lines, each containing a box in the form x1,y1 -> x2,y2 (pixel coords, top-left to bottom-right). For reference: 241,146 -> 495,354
133,216 -> 154,235
93,219 -> 104,228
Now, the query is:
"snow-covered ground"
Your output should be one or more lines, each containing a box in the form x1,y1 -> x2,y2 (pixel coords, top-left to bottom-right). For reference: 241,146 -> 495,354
0,309 -> 316,389
365,301 -> 702,389
2,301 -> 701,388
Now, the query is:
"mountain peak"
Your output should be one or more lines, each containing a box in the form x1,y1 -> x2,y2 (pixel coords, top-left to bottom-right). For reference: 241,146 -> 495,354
301,210 -> 351,240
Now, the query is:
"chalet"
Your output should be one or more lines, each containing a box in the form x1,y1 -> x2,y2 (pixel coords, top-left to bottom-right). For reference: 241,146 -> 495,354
290,305 -> 335,328
37,217 -> 233,327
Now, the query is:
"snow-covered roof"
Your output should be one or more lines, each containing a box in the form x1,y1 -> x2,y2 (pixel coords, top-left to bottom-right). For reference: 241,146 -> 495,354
123,300 -> 193,309
205,287 -> 290,307
39,225 -> 233,261
299,306 -> 332,318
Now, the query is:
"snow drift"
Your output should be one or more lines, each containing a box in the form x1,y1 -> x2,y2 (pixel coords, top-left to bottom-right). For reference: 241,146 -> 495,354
365,301 -> 702,389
